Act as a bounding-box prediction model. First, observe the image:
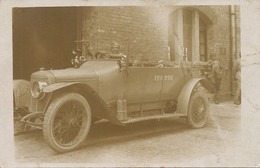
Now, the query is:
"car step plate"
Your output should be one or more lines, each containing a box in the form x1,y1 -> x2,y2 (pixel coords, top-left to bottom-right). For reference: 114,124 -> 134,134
122,113 -> 186,124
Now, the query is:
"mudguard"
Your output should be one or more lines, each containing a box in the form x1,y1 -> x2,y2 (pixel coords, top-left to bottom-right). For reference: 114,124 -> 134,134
43,82 -> 79,93
177,78 -> 212,115
43,82 -> 124,126
13,80 -> 31,108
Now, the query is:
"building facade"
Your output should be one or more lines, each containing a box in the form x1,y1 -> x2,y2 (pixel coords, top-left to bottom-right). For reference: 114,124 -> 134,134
80,6 -> 240,96
12,6 -> 240,96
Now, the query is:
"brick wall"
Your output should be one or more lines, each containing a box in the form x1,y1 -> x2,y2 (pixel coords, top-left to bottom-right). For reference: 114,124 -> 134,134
82,7 -> 168,61
81,6 -> 240,95
206,6 -> 240,95
210,6 -> 232,95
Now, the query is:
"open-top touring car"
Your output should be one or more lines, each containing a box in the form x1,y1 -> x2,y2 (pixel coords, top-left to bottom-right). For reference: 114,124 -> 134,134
13,46 -> 213,153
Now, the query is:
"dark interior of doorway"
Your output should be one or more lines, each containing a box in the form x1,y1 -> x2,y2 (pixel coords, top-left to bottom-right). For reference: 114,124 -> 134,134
13,7 -> 78,80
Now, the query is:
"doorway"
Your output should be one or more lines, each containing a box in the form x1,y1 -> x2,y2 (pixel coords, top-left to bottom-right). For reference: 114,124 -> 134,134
13,7 -> 78,80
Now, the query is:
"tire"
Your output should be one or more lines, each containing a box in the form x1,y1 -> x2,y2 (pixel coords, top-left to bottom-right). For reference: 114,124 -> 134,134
43,92 -> 91,153
187,87 -> 209,128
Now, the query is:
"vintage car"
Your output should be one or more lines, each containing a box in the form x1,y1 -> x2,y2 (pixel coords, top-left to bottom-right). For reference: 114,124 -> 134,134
13,51 -> 213,153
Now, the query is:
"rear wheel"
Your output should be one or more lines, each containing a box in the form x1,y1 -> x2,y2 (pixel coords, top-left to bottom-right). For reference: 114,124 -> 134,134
187,87 -> 209,128
43,93 -> 91,153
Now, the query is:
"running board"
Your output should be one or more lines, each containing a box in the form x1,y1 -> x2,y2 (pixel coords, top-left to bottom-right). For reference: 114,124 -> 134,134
122,113 -> 186,124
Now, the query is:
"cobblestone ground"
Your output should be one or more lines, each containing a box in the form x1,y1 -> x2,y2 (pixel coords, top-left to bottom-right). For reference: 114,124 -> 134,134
13,100 -> 259,167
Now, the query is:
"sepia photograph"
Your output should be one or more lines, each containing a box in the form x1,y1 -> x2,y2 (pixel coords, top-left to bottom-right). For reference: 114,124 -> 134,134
0,0 -> 260,167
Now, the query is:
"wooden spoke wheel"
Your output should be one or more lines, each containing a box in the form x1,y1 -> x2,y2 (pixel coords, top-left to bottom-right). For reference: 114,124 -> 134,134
187,88 -> 209,128
43,93 -> 91,153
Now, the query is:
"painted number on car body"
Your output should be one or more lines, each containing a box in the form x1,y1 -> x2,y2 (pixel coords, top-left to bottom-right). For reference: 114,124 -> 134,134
154,75 -> 174,81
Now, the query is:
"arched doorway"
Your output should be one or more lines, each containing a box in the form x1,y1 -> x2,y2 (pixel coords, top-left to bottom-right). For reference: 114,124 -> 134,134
168,7 -> 213,62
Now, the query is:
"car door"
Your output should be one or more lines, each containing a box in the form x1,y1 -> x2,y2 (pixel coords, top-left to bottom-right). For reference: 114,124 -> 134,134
125,67 -> 163,104
125,67 -> 146,104
159,67 -> 186,101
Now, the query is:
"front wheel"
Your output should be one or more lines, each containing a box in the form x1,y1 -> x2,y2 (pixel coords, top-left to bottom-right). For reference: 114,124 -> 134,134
43,93 -> 91,153
14,110 -> 26,135
187,88 -> 209,128
14,107 -> 31,135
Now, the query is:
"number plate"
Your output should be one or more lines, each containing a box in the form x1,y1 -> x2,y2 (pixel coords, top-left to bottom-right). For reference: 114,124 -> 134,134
154,75 -> 174,81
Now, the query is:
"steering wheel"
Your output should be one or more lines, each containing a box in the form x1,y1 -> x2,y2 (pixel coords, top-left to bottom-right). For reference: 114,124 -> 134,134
157,60 -> 166,67
79,56 -> 87,62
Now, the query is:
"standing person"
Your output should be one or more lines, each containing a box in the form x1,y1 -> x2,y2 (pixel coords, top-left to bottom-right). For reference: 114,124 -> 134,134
193,53 -> 222,104
208,53 -> 223,104
233,53 -> 241,105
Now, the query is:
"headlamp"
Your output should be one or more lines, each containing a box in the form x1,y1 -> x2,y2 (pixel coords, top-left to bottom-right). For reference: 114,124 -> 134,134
31,81 -> 47,99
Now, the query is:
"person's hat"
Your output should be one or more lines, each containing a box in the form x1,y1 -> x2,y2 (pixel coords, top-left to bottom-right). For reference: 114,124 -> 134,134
111,41 -> 120,47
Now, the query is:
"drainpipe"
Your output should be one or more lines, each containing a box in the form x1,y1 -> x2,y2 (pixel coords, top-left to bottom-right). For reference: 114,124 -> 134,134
230,5 -> 236,95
